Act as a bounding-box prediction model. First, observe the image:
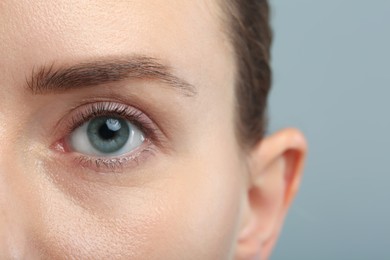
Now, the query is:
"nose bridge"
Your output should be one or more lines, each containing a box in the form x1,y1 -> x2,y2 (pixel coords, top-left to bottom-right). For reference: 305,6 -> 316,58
1,20 -> 35,256
0,172 -> 27,258
0,189 -> 28,258
0,120 -> 30,258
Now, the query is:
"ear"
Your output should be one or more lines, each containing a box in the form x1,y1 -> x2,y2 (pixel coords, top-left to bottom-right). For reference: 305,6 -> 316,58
235,128 -> 307,260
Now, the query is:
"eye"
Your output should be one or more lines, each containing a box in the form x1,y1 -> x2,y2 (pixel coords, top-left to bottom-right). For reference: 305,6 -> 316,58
54,102 -> 162,172
69,115 -> 145,157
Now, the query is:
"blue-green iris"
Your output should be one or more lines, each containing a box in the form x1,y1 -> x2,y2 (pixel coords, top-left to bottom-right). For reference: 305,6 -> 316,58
87,116 -> 130,154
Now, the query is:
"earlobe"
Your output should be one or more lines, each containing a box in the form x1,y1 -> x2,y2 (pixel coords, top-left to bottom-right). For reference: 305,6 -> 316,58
235,128 -> 307,260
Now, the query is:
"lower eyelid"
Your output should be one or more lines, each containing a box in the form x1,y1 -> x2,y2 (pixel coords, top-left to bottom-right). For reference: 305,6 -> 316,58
54,139 -> 157,174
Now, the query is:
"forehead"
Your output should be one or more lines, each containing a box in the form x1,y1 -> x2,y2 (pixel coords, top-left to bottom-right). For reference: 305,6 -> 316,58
0,0 -> 234,93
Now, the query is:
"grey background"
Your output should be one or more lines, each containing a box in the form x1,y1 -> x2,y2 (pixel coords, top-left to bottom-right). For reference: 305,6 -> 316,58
269,1 -> 390,259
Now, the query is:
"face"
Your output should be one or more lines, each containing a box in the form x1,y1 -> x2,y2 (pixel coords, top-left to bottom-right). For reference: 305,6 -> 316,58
0,0 -> 248,258
0,1 -> 307,259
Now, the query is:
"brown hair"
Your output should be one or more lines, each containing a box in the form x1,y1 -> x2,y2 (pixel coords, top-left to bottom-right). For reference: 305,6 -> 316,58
223,0 -> 272,148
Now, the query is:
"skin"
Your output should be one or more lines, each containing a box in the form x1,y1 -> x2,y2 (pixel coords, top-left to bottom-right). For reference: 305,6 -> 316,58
0,0 -> 306,259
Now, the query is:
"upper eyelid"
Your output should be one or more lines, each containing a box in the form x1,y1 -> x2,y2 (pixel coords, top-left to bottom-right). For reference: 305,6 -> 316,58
67,103 -> 142,131
51,101 -> 169,153
51,100 -> 136,139
66,103 -> 156,137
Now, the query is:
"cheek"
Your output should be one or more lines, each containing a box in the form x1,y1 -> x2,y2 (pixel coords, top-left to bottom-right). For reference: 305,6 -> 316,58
25,151 -> 246,259
167,161 -> 246,259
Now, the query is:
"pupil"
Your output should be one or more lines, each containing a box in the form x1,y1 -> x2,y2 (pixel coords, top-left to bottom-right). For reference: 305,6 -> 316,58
87,116 -> 130,154
98,119 -> 120,140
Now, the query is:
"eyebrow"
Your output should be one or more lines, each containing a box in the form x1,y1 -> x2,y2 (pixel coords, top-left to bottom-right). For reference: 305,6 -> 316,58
26,55 -> 197,97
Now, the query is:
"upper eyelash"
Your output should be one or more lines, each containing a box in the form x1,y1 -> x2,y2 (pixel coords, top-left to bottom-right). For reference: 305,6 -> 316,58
65,102 -> 159,143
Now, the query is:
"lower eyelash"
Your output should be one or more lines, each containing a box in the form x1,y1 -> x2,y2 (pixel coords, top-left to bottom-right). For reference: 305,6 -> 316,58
73,142 -> 156,173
